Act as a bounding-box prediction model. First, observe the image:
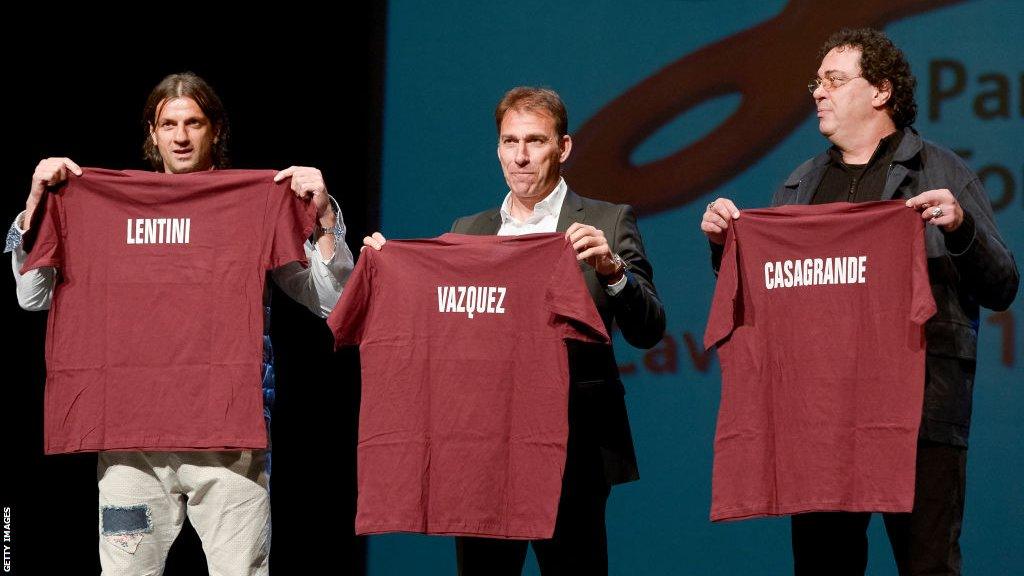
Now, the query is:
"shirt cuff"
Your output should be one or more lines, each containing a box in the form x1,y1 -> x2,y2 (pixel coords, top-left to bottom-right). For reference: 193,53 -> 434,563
604,272 -> 628,296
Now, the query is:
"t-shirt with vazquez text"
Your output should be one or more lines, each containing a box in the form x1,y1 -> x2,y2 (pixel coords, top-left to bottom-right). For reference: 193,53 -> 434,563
22,168 -> 316,454
704,201 -> 936,521
329,232 -> 609,539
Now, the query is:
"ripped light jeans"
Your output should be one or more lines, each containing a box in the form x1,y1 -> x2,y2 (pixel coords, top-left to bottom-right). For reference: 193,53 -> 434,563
97,450 -> 270,576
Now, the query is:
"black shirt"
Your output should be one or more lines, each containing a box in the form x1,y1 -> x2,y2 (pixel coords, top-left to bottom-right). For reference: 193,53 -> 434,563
812,130 -> 904,204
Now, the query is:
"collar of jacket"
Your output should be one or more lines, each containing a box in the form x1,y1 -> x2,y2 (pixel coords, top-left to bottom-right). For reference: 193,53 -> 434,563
484,187 -> 586,234
783,127 -> 924,203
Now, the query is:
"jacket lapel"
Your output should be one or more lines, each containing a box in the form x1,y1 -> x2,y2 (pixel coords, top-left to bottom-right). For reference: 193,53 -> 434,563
481,210 -> 501,235
883,127 -> 922,200
556,188 -> 586,232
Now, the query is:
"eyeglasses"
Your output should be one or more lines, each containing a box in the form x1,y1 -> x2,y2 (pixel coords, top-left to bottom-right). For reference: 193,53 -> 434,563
807,74 -> 862,94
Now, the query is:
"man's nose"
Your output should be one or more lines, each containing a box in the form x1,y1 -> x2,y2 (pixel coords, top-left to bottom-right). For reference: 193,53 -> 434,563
515,142 -> 529,165
812,83 -> 828,101
173,125 -> 189,143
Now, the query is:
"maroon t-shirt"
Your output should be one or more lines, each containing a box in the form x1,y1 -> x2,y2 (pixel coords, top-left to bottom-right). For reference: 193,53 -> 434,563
22,168 -> 316,454
704,201 -> 936,521
329,232 -> 609,539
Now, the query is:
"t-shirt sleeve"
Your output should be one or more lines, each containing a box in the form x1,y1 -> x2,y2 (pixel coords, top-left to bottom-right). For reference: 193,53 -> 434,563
910,219 -> 937,326
20,189 -> 64,274
264,179 -> 317,270
327,251 -> 374,348
544,238 -> 610,344
703,225 -> 740,350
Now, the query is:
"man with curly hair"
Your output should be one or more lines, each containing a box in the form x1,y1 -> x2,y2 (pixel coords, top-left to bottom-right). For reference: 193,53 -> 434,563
701,28 -> 1017,575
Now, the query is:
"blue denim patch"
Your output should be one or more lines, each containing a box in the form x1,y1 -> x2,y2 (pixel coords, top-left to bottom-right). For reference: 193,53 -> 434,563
4,222 -> 22,254
101,504 -> 153,536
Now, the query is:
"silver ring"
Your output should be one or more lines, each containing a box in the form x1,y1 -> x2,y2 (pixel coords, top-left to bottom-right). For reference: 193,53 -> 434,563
707,202 -> 715,212
930,206 -> 943,218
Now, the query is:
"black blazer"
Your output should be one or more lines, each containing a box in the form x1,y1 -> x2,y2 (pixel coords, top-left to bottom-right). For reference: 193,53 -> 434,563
451,188 -> 666,484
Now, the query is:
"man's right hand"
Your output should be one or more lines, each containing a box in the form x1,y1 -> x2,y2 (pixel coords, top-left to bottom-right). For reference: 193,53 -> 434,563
700,197 -> 741,245
362,232 -> 387,251
25,158 -> 82,232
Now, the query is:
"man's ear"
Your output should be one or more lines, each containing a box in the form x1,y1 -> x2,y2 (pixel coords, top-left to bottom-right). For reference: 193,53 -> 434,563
873,79 -> 893,108
559,134 -> 573,163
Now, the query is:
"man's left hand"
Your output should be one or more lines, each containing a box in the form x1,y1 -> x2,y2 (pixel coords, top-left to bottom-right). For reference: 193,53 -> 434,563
906,189 -> 963,232
275,166 -> 332,222
566,222 -> 618,276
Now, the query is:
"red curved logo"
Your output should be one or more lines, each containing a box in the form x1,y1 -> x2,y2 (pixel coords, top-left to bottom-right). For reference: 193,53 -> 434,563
564,0 -> 962,215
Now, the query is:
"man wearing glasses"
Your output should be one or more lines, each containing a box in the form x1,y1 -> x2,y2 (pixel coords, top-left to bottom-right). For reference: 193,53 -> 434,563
701,28 -> 1017,575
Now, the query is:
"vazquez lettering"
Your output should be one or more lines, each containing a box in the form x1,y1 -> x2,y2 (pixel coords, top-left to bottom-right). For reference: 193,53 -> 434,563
437,286 -> 507,319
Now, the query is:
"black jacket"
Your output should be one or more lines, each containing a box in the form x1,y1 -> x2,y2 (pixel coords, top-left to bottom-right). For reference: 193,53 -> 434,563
451,188 -> 666,484
770,127 -> 1019,447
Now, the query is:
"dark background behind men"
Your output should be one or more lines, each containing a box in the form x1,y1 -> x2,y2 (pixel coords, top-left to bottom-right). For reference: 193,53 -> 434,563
1,12 -> 384,575
3,2 -> 1021,575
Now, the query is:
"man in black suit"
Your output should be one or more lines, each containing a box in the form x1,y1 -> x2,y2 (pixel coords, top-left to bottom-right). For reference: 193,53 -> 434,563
364,86 -> 664,575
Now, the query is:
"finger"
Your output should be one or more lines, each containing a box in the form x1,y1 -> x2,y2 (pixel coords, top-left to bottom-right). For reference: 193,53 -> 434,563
707,202 -> 727,221
569,220 -> 593,236
50,166 -> 67,186
920,205 -> 949,223
906,195 -> 934,209
711,198 -> 740,219
62,158 -> 83,176
701,221 -> 724,235
577,246 -> 609,261
568,225 -> 598,244
704,212 -> 730,230
906,189 -> 950,210
274,166 -> 298,182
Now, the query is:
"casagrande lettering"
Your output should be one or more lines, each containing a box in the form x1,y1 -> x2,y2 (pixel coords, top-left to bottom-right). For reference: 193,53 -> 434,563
764,256 -> 867,290
126,218 -> 191,245
437,286 -> 506,319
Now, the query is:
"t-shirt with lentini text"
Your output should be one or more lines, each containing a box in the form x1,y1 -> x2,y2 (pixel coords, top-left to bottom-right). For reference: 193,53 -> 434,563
329,232 -> 609,539
22,168 -> 316,454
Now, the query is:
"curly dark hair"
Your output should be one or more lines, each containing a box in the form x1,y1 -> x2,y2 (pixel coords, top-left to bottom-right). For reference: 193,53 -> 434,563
142,72 -> 230,170
819,28 -> 917,128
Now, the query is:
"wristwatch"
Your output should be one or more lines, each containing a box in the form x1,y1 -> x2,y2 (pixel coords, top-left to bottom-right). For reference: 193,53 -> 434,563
601,253 -> 628,285
317,220 -> 344,237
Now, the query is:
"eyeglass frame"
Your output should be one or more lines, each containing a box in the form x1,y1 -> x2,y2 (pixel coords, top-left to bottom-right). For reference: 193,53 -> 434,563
807,74 -> 863,94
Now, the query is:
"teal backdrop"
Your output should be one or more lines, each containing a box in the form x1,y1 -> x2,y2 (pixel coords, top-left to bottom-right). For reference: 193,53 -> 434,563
372,1 -> 1022,573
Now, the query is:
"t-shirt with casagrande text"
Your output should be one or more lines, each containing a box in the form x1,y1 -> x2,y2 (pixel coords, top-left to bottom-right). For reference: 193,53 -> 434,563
704,201 -> 936,521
